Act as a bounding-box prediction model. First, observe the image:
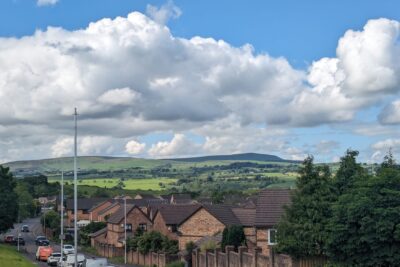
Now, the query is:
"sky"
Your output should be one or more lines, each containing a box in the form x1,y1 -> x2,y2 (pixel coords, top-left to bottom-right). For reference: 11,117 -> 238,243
1,0 -> 400,163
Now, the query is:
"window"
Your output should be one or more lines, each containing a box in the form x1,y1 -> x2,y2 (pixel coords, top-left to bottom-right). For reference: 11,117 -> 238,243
268,229 -> 277,245
139,223 -> 147,232
120,223 -> 132,232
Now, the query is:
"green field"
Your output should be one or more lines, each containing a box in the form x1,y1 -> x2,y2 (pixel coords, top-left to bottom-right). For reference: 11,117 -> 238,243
0,245 -> 35,267
76,178 -> 177,190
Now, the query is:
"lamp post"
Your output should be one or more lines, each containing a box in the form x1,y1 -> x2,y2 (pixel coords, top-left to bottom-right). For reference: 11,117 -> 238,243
124,196 -> 127,264
60,171 -> 64,253
73,108 -> 78,267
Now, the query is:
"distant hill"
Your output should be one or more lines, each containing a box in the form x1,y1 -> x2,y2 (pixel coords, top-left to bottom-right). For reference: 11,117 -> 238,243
4,153 -> 298,177
169,153 -> 299,163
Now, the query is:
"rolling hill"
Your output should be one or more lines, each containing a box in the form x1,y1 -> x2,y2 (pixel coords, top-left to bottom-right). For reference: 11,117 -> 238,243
169,152 -> 299,163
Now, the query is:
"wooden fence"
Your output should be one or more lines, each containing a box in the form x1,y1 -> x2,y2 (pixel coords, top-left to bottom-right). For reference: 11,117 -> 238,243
93,240 -> 179,267
193,246 -> 327,267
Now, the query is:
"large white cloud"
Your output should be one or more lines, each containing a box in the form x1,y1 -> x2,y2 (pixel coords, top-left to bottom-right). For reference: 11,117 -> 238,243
1,11 -> 400,161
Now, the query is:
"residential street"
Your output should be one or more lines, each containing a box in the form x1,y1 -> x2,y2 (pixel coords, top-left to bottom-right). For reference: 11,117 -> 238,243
1,217 -> 129,267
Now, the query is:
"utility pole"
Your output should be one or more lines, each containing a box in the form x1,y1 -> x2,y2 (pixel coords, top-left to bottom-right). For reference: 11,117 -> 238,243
60,171 -> 64,253
124,195 -> 127,264
73,108 -> 78,267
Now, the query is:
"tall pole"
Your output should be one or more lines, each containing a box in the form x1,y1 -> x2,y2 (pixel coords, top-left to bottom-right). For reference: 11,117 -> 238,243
60,171 -> 64,252
73,108 -> 78,267
17,209 -> 20,252
124,196 -> 127,264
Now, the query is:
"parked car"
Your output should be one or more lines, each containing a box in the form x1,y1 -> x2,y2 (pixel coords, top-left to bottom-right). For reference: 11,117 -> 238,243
83,258 -> 112,267
36,236 -> 50,246
47,252 -> 62,266
4,235 -> 14,244
62,244 -> 75,255
11,237 -> 25,246
58,254 -> 85,267
35,236 -> 46,244
21,225 -> 30,232
36,246 -> 53,261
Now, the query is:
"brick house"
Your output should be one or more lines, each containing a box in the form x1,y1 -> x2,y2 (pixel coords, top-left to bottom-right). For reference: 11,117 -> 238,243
66,198 -> 108,227
104,204 -> 153,247
152,204 -> 241,250
89,199 -> 114,222
97,202 -> 122,222
254,189 -> 292,255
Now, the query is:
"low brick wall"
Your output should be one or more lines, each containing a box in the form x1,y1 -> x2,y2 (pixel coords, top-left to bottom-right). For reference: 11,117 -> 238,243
93,240 -> 179,267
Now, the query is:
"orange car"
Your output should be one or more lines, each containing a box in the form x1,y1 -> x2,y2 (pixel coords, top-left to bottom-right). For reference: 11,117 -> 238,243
36,246 -> 53,261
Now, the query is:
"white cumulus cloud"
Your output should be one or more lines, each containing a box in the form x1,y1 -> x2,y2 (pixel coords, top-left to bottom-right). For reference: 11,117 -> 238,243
125,140 -> 146,155
37,0 -> 59,7
146,0 -> 182,25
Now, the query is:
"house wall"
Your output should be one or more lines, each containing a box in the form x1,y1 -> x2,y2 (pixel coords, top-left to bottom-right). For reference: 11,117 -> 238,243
66,210 -> 90,227
152,213 -> 178,240
98,204 -> 121,222
256,228 -> 273,255
106,208 -> 153,247
178,208 -> 225,250
90,201 -> 112,222
244,227 -> 256,248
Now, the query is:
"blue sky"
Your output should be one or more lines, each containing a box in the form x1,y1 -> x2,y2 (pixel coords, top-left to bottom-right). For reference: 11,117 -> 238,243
0,0 -> 400,162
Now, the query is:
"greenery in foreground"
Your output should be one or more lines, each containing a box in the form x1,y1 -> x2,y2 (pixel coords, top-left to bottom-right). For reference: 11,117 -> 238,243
0,245 -> 35,267
277,150 -> 400,266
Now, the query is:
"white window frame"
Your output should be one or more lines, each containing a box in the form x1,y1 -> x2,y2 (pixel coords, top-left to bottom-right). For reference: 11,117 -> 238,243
267,229 -> 277,245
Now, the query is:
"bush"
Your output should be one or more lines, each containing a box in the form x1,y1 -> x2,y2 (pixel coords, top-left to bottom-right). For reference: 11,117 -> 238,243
200,240 -> 217,252
131,231 -> 179,254
166,261 -> 184,267
221,225 -> 246,250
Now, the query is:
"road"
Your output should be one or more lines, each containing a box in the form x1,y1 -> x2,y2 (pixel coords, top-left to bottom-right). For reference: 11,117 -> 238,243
1,217 -> 130,267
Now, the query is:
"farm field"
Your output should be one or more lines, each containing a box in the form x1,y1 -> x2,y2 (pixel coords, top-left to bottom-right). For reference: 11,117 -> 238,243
0,245 -> 35,267
74,178 -> 176,190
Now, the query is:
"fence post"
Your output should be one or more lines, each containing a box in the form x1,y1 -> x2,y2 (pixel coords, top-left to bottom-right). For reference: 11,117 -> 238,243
268,246 -> 274,267
214,248 -> 221,267
238,246 -> 247,267
150,251 -> 153,267
225,246 -> 234,267
252,247 -> 261,267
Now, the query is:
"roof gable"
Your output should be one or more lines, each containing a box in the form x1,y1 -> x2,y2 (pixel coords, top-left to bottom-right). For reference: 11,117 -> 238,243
254,189 -> 292,227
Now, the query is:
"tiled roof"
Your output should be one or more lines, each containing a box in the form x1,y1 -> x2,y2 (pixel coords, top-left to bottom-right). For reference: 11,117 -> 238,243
66,198 -> 108,211
98,202 -> 120,215
202,205 -> 241,226
254,189 -> 292,227
107,204 -> 137,224
89,199 -> 113,212
232,208 -> 256,226
135,194 -> 159,200
156,204 -> 201,225
88,227 -> 107,237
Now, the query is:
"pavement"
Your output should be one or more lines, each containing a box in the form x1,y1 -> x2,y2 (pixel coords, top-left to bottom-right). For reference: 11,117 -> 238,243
0,216 -> 132,267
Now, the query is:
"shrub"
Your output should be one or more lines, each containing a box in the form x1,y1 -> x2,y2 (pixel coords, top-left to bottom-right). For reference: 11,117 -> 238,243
221,225 -> 246,250
166,261 -> 184,267
200,240 -> 217,252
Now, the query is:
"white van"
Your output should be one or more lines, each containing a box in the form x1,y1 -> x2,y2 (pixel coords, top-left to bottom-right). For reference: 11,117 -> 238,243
58,254 -> 85,267
83,258 -> 111,267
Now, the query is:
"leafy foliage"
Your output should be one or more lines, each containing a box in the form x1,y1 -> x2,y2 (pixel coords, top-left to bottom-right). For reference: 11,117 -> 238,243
0,166 -> 18,233
80,222 -> 107,246
221,225 -> 246,250
326,154 -> 400,266
41,210 -> 60,233
276,156 -> 335,258
127,231 -> 178,254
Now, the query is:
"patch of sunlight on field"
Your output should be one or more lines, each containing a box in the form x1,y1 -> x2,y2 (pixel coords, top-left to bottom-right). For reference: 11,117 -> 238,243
78,178 -> 177,190
0,245 -> 35,267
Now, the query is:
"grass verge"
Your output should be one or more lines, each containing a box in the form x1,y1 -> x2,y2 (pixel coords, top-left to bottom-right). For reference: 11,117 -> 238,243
0,244 -> 35,267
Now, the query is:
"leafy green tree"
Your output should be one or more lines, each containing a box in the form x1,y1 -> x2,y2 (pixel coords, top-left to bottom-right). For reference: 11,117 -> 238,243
326,154 -> 400,266
41,210 -> 60,232
333,150 -> 366,195
15,183 -> 36,220
221,225 -> 246,250
80,222 -> 107,246
276,156 -> 335,258
0,166 -> 18,233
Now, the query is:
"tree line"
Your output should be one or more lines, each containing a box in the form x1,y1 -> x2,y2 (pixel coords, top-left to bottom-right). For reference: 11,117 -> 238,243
277,150 -> 400,266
